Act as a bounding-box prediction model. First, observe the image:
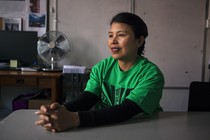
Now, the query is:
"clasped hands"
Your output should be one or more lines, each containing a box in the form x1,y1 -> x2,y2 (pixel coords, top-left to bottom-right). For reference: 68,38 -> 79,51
35,102 -> 80,132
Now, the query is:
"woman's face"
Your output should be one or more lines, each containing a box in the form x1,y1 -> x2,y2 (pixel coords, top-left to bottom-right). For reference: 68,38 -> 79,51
108,22 -> 143,61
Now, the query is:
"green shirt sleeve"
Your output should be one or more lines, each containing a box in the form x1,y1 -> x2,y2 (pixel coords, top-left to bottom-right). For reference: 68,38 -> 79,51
126,67 -> 164,115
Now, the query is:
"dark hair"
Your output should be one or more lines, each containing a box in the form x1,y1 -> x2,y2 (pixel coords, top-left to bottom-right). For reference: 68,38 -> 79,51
110,12 -> 148,55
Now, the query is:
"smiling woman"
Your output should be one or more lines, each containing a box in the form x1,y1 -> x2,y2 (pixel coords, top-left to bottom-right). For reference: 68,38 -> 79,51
109,12 -> 148,55
35,12 -> 164,132
108,22 -> 144,71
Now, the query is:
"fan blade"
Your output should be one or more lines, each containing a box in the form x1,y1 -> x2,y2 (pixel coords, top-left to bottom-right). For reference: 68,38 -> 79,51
55,35 -> 65,44
41,47 -> 66,61
40,35 -> 50,43
54,47 -> 66,57
41,49 -> 51,57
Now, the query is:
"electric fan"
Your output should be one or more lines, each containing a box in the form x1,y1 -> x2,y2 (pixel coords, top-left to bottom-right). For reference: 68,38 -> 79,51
37,31 -> 70,71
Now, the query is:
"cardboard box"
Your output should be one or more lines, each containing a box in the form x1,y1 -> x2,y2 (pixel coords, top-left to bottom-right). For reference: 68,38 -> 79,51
28,99 -> 51,109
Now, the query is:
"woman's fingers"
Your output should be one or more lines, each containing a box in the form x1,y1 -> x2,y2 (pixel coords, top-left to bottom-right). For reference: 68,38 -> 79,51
35,110 -> 50,116
35,102 -> 62,132
35,114 -> 50,125
35,118 -> 47,126
50,102 -> 60,110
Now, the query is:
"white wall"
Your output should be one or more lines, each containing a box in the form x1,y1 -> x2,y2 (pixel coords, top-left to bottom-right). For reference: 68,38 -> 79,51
205,1 -> 210,82
161,89 -> 189,111
134,0 -> 209,112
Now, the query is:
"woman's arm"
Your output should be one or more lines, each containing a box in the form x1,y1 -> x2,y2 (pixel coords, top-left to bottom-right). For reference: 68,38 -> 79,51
78,98 -> 143,127
63,91 -> 100,111
35,92 -> 143,132
63,91 -> 143,127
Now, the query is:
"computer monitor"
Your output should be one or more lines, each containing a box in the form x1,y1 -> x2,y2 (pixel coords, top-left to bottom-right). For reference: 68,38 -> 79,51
0,30 -> 38,67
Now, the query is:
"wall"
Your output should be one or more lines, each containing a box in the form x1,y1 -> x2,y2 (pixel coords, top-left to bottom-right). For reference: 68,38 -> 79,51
206,1 -> 210,82
136,0 -> 206,87
135,0 -> 208,111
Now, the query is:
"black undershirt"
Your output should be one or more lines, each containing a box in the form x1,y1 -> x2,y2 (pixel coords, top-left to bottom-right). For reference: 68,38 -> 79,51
63,91 -> 143,127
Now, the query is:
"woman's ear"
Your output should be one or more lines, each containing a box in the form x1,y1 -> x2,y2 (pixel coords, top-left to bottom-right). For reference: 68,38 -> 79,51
137,36 -> 145,47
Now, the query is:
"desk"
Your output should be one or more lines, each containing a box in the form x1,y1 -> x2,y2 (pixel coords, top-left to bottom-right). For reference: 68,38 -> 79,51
0,110 -> 210,140
0,70 -> 62,102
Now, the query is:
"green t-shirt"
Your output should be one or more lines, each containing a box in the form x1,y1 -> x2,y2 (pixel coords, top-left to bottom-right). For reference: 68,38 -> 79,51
85,56 -> 164,115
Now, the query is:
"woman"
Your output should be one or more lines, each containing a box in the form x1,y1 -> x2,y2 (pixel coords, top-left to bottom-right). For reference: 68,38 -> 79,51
35,12 -> 164,132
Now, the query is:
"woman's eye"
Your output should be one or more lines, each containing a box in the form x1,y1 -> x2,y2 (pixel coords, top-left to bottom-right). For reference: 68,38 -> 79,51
108,34 -> 113,38
118,34 -> 126,37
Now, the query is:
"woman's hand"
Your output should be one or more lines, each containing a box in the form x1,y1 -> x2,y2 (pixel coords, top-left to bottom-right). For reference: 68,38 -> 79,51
35,102 -> 80,132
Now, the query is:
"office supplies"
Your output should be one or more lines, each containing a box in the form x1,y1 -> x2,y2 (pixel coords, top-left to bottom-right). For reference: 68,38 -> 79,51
37,31 -> 70,71
63,65 -> 86,74
0,62 -> 7,67
21,67 -> 39,71
10,60 -> 18,68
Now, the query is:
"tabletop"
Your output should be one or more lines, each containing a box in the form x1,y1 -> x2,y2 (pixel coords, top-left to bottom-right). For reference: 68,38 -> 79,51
0,110 -> 210,140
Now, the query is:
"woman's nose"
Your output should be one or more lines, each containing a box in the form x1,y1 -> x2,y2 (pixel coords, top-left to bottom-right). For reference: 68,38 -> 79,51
111,36 -> 118,44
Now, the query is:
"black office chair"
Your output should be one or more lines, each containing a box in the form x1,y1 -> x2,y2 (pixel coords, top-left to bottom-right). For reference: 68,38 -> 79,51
188,81 -> 210,112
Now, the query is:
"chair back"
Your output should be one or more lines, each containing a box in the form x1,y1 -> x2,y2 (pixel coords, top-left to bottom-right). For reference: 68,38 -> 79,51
188,81 -> 210,112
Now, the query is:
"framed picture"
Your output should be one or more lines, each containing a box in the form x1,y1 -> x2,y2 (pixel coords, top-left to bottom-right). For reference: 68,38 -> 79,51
26,0 -> 49,37
3,17 -> 22,31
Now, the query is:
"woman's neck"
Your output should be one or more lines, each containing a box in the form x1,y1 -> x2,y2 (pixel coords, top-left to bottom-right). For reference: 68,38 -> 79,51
118,56 -> 139,71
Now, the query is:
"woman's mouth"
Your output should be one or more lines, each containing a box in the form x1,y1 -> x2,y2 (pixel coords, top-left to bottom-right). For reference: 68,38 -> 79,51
111,47 -> 121,53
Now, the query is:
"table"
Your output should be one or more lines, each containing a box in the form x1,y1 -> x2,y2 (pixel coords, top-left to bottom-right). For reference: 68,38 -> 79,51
0,110 -> 210,140
0,70 -> 62,102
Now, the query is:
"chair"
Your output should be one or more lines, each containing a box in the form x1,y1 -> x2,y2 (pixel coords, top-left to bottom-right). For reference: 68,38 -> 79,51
188,81 -> 210,112
188,81 -> 210,111
62,73 -> 90,103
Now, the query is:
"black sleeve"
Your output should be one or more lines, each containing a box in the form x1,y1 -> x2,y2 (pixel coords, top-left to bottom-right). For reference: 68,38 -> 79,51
63,91 -> 100,111
63,91 -> 143,127
78,99 -> 143,127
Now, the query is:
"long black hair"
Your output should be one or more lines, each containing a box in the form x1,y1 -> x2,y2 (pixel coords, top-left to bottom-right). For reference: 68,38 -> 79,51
110,12 -> 148,55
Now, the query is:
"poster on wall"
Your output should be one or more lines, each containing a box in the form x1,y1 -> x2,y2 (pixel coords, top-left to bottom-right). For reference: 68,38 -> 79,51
26,0 -> 47,37
2,17 -> 22,31
0,0 -> 48,36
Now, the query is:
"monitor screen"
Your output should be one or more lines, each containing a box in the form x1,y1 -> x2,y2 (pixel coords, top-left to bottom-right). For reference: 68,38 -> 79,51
0,30 -> 38,67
